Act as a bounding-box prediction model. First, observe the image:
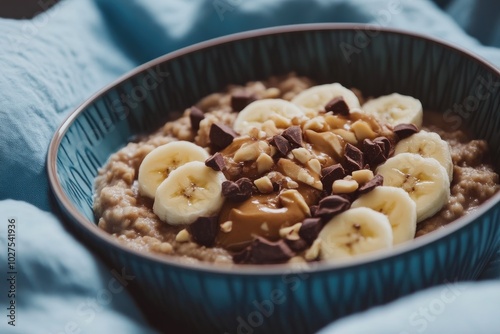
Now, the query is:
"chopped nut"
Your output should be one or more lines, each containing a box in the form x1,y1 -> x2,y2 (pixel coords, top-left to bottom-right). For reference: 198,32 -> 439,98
307,158 -> 322,175
302,116 -> 328,132
331,179 -> 359,194
254,176 -> 274,193
332,129 -> 358,145
220,221 -> 233,233
292,147 -> 313,164
324,114 -> 347,129
305,130 -> 344,160
256,153 -> 274,174
262,87 -> 281,98
351,120 -> 378,141
233,142 -> 260,162
279,189 -> 311,216
159,242 -> 174,253
351,169 -> 374,184
258,140 -> 270,153
261,120 -> 280,136
279,223 -> 303,240
175,229 -> 190,243
305,239 -> 322,261
270,114 -> 291,128
248,127 -> 261,139
261,222 -> 269,232
270,145 -> 277,157
277,158 -> 302,181
286,179 -> 299,189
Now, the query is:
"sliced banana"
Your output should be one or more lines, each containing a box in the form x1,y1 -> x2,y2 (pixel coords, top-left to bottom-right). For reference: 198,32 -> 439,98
362,93 -> 423,128
233,99 -> 305,136
138,141 -> 210,198
291,83 -> 361,115
376,153 -> 450,222
394,130 -> 453,182
153,161 -> 226,225
351,186 -> 417,245
318,207 -> 393,260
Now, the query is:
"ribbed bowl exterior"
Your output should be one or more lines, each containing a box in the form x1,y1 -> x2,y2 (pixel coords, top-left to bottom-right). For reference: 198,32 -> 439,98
49,25 -> 500,333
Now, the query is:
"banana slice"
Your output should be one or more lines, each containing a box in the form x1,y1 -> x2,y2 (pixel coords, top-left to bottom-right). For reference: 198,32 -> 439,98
351,186 -> 417,245
318,207 -> 393,260
291,83 -> 361,115
376,153 -> 450,222
153,161 -> 226,225
362,93 -> 423,128
394,130 -> 453,182
138,141 -> 210,198
233,99 -> 305,136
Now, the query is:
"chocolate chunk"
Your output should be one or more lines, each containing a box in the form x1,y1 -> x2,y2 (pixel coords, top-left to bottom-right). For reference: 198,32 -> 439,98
373,136 -> 392,157
298,217 -> 323,245
343,144 -> 364,174
309,205 -> 318,217
189,106 -> 204,132
222,178 -> 254,202
324,96 -> 350,116
393,123 -> 418,140
315,195 -> 351,221
231,92 -> 256,112
187,216 -> 219,247
285,238 -> 309,252
282,126 -> 303,147
210,123 -> 238,151
345,143 -> 363,162
205,152 -> 226,171
248,237 -> 295,264
321,164 -> 346,194
358,174 -> 384,194
270,134 -> 292,156
233,247 -> 252,264
363,139 -> 387,167
236,177 -> 254,194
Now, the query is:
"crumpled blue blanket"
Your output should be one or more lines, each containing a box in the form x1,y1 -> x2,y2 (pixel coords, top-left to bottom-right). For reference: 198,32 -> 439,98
0,0 -> 499,333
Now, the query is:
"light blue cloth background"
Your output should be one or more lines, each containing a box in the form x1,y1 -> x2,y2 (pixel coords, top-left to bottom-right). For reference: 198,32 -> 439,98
0,0 -> 498,333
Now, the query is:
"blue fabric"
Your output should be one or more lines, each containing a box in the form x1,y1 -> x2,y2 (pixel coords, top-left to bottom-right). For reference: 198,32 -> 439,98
0,0 -> 498,333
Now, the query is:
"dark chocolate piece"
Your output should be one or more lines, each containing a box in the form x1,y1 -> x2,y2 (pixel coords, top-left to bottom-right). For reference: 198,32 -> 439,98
309,205 -> 318,217
321,164 -> 346,194
205,152 -> 226,171
324,96 -> 350,116
315,195 -> 351,221
210,123 -> 238,151
248,237 -> 295,264
282,126 -> 303,147
363,139 -> 387,167
342,143 -> 364,173
393,123 -> 419,140
358,174 -> 384,194
298,217 -> 323,245
187,216 -> 219,247
233,247 -> 252,264
231,92 -> 256,112
373,136 -> 392,158
270,134 -> 292,156
285,238 -> 309,252
221,178 -> 254,202
189,106 -> 204,132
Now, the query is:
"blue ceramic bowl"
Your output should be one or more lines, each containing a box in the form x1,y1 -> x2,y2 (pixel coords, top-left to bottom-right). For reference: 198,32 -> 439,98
48,24 -> 500,333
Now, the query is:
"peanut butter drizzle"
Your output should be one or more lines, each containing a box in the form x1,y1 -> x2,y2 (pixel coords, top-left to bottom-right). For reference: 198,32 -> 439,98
216,185 -> 320,251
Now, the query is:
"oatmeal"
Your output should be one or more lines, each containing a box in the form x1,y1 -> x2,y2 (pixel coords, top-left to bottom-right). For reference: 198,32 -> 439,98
93,73 -> 499,264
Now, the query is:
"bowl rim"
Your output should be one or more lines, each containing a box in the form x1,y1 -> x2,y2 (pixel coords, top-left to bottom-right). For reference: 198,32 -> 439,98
47,23 -> 500,276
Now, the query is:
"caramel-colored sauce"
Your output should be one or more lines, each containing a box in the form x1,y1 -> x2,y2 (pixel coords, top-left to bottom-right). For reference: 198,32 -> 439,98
216,185 -> 320,251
